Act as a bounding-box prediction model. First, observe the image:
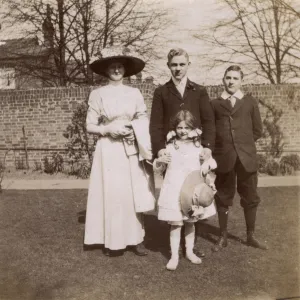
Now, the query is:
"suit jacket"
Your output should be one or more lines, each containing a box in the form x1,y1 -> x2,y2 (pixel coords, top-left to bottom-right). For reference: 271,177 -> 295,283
210,94 -> 262,173
150,79 -> 216,157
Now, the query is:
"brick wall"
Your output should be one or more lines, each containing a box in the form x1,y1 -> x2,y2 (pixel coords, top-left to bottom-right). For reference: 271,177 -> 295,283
0,82 -> 299,167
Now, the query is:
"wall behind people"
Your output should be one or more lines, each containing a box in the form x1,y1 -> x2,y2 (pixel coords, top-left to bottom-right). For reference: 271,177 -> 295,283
0,81 -> 299,167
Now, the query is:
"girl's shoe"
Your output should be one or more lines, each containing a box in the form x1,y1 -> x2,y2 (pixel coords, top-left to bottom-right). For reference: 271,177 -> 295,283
166,257 -> 179,271
186,252 -> 202,264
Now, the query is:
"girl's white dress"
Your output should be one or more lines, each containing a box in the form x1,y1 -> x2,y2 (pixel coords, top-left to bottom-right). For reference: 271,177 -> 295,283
155,140 -> 216,224
84,84 -> 153,250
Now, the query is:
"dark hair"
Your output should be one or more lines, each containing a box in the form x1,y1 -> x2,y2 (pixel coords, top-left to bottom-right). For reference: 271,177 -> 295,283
170,110 -> 197,131
167,48 -> 189,63
105,59 -> 126,78
168,110 -> 201,148
223,65 -> 244,79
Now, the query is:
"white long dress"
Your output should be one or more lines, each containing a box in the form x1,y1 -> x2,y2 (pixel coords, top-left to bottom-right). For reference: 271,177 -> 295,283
84,84 -> 152,250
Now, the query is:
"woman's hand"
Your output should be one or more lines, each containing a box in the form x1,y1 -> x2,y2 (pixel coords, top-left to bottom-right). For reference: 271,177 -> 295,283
123,128 -> 135,142
104,121 -> 132,139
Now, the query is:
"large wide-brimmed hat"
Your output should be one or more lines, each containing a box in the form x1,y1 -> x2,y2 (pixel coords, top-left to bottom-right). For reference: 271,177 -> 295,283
180,170 -> 215,217
89,45 -> 145,77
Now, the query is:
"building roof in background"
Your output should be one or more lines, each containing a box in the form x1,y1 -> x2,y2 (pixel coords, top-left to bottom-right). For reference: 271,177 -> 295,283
0,37 -> 49,60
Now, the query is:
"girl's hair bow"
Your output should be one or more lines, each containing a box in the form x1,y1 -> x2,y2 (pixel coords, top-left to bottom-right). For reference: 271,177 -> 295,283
187,128 -> 202,138
166,130 -> 177,142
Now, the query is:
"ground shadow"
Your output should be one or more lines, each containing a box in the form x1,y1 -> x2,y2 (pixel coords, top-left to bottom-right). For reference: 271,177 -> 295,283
77,210 -> 86,224
77,210 -> 244,257
143,214 -> 170,258
196,221 -> 244,244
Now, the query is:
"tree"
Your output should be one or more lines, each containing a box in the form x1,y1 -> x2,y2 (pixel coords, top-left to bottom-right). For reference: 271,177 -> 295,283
0,0 -> 169,86
277,0 -> 300,18
194,0 -> 300,83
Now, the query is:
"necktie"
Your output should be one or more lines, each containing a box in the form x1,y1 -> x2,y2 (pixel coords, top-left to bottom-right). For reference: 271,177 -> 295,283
176,82 -> 184,97
228,96 -> 236,107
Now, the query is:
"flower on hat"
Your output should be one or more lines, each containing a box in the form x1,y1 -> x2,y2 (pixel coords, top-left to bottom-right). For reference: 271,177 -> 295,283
189,205 -> 204,217
100,45 -> 126,58
99,45 -> 142,59
89,44 -> 145,77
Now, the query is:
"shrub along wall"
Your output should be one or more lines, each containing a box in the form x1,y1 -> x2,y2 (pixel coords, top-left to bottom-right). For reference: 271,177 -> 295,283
0,82 -> 299,168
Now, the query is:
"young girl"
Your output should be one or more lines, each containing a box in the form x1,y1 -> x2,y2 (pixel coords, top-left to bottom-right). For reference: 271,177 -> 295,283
154,110 -> 216,271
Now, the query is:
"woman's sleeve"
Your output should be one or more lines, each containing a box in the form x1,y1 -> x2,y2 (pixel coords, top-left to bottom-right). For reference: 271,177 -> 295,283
134,88 -> 148,119
86,90 -> 103,134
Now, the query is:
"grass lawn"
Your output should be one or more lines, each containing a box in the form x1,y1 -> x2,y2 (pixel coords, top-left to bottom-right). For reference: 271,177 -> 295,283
0,187 -> 299,300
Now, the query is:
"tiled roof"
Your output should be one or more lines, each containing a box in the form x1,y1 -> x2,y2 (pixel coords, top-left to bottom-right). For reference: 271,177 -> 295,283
0,37 -> 49,60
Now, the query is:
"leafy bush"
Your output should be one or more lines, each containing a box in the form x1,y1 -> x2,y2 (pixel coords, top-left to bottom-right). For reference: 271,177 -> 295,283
43,153 -> 64,174
52,153 -> 64,173
33,160 -> 42,171
43,156 -> 52,174
257,153 -> 268,174
67,162 -> 91,179
63,99 -> 97,169
265,160 -> 280,176
15,157 -> 26,170
279,154 -> 300,175
259,100 -> 284,158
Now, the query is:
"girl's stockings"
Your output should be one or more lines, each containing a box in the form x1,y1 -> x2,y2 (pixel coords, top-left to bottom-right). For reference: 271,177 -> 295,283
184,223 -> 202,264
166,225 -> 181,270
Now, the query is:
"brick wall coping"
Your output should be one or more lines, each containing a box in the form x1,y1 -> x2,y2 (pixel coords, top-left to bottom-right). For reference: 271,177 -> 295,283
1,82 -> 300,95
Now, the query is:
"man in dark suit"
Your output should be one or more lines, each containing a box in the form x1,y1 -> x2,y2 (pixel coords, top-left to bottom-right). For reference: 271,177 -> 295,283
211,65 -> 267,252
150,48 -> 215,157
149,48 -> 216,257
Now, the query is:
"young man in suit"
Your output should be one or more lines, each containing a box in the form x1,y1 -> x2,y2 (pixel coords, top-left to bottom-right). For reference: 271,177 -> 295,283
150,48 -> 216,257
150,48 -> 215,158
211,65 -> 267,252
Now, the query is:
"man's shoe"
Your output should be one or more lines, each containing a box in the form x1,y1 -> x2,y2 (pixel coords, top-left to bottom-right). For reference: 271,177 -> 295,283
132,243 -> 148,256
211,232 -> 228,252
247,231 -> 268,250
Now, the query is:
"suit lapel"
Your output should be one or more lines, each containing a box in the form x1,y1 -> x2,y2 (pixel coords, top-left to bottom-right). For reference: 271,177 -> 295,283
166,79 -> 182,101
182,78 -> 194,101
219,98 -> 232,112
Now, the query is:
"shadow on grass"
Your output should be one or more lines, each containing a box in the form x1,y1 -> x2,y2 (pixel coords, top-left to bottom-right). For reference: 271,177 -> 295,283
197,221 -> 244,244
1,187 -> 299,300
77,210 -> 244,258
77,210 -> 171,258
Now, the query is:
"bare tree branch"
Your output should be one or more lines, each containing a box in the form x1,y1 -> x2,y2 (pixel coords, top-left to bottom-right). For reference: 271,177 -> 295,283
0,0 -> 170,86
194,0 -> 300,83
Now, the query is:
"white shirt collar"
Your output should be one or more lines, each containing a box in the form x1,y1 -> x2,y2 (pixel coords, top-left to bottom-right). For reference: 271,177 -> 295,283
171,75 -> 188,88
221,89 -> 244,100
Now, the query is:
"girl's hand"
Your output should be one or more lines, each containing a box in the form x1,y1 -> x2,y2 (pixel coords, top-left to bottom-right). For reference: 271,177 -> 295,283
199,147 -> 212,162
156,152 -> 172,164
158,148 -> 167,157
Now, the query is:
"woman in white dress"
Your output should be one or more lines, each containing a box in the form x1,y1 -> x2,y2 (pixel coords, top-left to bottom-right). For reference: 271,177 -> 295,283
84,46 -> 154,256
